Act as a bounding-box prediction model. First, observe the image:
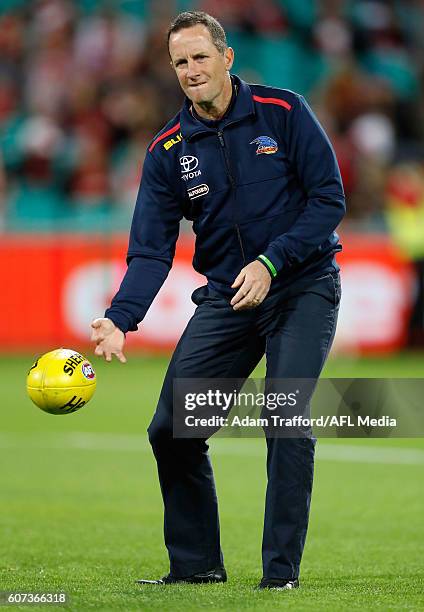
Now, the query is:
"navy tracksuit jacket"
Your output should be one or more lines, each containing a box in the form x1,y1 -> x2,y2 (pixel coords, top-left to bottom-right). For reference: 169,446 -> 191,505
105,75 -> 345,580
105,75 -> 345,332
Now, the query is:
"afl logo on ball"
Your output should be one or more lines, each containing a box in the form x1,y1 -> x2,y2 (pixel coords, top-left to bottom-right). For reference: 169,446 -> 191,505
81,362 -> 96,380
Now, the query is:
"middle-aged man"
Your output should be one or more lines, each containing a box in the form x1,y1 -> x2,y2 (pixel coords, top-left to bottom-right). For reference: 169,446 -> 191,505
91,11 -> 345,590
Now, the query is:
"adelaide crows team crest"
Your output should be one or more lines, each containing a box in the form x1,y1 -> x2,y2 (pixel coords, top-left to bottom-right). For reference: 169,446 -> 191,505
250,136 -> 278,155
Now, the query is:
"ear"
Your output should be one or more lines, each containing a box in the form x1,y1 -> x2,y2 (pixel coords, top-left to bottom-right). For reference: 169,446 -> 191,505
224,47 -> 234,71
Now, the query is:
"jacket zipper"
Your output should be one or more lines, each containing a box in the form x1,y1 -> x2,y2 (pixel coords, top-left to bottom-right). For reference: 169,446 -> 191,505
217,130 -> 246,264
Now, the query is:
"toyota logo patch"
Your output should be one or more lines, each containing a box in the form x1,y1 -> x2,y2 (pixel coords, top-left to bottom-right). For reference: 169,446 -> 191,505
180,156 -> 199,173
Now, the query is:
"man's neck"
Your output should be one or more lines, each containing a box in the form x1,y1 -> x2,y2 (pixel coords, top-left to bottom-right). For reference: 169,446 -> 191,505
192,75 -> 233,121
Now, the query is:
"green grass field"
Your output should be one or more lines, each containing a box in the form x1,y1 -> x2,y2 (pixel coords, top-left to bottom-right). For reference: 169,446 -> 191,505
1,353 -> 423,611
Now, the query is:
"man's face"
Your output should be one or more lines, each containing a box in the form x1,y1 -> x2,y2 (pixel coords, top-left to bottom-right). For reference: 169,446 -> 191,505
169,24 -> 234,105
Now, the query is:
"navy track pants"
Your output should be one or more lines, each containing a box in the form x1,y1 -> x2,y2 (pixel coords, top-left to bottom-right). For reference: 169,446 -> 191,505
147,271 -> 341,579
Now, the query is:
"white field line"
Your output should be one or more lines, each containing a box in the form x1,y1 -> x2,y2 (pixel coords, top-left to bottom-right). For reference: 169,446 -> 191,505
0,432 -> 423,465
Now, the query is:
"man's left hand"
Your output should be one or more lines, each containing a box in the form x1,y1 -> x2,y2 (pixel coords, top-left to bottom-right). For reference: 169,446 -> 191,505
231,261 -> 272,311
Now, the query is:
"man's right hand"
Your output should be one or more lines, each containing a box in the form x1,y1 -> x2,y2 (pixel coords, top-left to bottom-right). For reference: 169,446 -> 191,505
91,318 -> 127,363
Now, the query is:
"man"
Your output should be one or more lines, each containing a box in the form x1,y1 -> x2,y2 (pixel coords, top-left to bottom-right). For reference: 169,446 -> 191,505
91,11 -> 344,590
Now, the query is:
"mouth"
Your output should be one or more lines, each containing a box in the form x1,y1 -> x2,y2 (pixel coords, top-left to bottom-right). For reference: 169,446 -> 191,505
188,82 -> 206,89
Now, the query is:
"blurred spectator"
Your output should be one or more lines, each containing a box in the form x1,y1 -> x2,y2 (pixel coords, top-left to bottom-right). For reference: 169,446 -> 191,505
0,150 -> 5,231
0,0 -> 422,240
385,161 -> 424,346
200,0 -> 286,33
7,115 -> 68,229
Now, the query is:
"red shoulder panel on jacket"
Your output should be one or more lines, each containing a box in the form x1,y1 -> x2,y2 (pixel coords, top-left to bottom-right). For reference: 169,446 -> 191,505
149,122 -> 181,152
252,95 -> 292,111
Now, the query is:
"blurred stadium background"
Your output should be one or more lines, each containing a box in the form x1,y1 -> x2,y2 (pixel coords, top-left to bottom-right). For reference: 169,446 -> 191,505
1,2 -> 424,609
1,0 -> 424,355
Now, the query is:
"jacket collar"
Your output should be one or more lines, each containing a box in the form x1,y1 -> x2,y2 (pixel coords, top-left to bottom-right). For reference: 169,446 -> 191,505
180,74 -> 255,141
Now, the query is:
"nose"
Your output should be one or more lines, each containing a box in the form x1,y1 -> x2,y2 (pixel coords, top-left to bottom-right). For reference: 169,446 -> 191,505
186,58 -> 200,80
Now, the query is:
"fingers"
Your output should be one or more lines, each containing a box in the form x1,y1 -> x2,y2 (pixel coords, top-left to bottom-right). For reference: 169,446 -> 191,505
91,317 -> 116,343
95,347 -> 111,362
91,320 -> 101,342
91,330 -> 104,342
91,321 -> 125,363
230,282 -> 251,306
231,279 -> 263,308
231,261 -> 272,310
94,343 -> 127,363
91,319 -> 106,342
232,287 -> 262,311
115,351 -> 127,364
94,344 -> 111,362
231,270 -> 245,289
232,283 -> 270,311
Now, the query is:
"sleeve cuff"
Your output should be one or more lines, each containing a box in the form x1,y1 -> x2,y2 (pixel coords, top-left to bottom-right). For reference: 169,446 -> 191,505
256,254 -> 278,278
104,310 -> 137,334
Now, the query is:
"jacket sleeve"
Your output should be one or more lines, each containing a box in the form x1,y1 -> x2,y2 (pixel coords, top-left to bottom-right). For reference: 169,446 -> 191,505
105,150 -> 182,333
261,94 -> 345,273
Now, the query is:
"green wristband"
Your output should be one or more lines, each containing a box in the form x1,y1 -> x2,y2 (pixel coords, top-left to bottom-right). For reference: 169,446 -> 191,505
257,254 -> 278,278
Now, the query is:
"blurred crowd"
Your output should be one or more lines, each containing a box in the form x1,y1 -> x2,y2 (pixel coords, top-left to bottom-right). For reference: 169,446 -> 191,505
0,0 -> 424,243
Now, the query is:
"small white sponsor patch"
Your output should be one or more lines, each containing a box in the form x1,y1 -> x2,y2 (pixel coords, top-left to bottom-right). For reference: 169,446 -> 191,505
182,169 -> 201,182
188,183 -> 209,199
180,156 -> 199,173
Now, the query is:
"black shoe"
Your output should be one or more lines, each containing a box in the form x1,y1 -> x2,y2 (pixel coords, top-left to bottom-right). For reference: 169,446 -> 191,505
257,577 -> 299,590
136,567 -> 227,585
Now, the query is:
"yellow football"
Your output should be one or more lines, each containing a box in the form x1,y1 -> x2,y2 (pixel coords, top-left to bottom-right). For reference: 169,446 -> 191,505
27,348 -> 97,415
